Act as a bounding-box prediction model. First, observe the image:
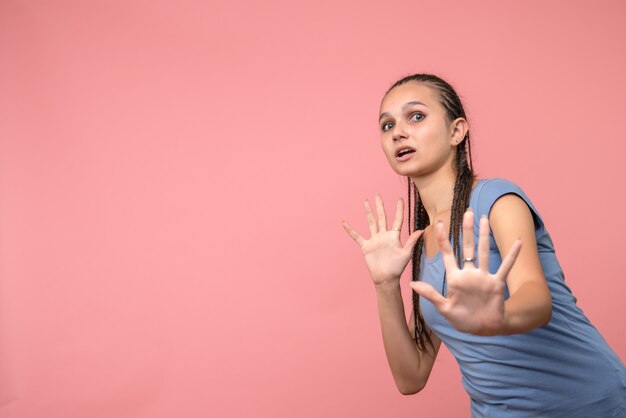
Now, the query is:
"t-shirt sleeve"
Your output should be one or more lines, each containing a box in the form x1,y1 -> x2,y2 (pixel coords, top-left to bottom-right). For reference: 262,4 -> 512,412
471,178 -> 545,237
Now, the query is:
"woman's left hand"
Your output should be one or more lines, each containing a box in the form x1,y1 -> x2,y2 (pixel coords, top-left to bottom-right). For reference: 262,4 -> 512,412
410,209 -> 522,336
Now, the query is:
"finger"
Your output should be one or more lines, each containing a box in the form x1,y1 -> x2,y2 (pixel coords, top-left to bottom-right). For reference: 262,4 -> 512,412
435,221 -> 459,271
410,281 -> 448,311
375,195 -> 387,232
462,208 -> 476,268
402,228 -> 424,253
341,220 -> 365,246
494,238 -> 523,282
364,199 -> 377,236
477,214 -> 490,273
391,197 -> 403,232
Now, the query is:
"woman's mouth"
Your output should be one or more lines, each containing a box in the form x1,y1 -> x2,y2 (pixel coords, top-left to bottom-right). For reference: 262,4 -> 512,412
396,148 -> 416,162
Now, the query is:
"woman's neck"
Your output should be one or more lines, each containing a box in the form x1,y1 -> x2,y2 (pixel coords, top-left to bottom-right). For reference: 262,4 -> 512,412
411,169 -> 458,225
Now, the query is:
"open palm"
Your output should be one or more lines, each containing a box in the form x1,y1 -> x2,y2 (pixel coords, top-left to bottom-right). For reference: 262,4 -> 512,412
342,195 -> 424,286
410,210 -> 522,336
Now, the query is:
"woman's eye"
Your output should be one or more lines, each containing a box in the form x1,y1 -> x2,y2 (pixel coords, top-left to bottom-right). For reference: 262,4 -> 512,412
381,122 -> 393,132
409,112 -> 424,122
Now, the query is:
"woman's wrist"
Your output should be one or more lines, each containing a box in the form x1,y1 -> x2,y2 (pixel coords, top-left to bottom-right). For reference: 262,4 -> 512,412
374,278 -> 401,292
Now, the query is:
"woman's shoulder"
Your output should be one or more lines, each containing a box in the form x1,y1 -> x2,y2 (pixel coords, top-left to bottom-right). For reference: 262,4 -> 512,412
472,177 -> 545,232
473,177 -> 532,204
475,177 -> 525,193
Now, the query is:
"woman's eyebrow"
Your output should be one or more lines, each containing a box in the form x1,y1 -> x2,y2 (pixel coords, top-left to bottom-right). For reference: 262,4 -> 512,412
379,101 -> 429,121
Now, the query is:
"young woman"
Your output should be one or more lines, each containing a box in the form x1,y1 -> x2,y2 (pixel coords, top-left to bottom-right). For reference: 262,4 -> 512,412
341,73 -> 626,417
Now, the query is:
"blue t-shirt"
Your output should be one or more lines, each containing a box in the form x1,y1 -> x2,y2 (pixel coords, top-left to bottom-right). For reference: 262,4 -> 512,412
419,178 -> 626,417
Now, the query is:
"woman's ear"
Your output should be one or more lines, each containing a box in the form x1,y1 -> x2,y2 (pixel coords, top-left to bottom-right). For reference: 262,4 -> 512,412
449,117 -> 469,145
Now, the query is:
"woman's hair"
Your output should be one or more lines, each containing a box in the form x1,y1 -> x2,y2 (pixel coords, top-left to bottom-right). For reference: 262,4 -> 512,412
384,73 -> 476,352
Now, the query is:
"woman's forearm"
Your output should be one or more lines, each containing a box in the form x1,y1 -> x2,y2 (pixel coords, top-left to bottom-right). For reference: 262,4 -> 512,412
374,279 -> 428,394
501,281 -> 552,335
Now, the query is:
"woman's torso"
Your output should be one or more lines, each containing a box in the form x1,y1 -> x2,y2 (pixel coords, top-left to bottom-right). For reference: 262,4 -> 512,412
419,178 -> 626,417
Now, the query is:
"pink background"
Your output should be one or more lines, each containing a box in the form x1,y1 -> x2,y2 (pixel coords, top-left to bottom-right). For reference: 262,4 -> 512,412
1,1 -> 625,417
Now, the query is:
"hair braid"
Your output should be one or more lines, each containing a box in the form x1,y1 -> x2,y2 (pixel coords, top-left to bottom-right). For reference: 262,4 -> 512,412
444,141 -> 475,295
409,179 -> 435,351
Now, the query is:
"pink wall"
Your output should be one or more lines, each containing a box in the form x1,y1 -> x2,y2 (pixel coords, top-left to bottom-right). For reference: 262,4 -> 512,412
1,1 -> 625,417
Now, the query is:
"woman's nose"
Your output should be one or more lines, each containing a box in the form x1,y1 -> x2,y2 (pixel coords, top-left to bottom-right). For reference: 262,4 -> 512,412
392,122 -> 408,141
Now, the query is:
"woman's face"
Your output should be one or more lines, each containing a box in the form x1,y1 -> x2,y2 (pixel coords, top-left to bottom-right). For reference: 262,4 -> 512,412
378,82 -> 458,178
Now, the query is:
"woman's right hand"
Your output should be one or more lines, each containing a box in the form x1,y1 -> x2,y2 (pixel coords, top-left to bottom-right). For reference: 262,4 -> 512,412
342,195 -> 424,286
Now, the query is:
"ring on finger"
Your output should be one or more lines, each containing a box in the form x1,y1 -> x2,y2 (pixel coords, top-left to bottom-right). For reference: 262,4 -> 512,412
463,257 -> 476,263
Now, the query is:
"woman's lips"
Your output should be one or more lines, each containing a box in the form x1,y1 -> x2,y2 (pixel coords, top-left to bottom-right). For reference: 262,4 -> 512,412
396,150 -> 415,161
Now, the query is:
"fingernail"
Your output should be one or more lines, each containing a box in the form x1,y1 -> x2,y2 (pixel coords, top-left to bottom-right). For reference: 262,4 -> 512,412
467,207 -> 473,212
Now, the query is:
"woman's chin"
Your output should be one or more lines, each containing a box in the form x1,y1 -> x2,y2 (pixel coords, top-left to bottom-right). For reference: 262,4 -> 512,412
390,162 -> 420,177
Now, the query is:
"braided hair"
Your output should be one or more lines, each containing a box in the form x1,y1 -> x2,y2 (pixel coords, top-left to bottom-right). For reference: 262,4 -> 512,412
385,73 -> 476,352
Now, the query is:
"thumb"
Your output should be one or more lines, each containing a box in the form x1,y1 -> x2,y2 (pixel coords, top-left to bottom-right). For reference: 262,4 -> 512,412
410,281 -> 447,310
403,229 -> 424,252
